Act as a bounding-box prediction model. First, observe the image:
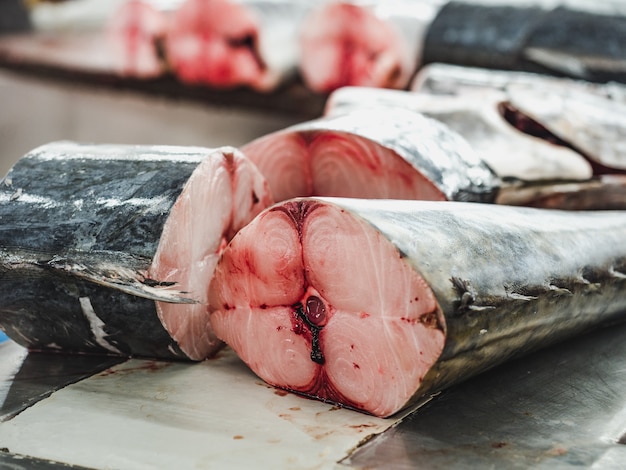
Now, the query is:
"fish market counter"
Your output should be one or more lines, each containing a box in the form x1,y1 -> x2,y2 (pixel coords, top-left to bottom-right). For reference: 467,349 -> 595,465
2,320 -> 626,469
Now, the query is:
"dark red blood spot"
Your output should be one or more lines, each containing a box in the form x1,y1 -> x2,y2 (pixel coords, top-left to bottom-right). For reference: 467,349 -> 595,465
292,301 -> 325,364
276,325 -> 283,332
306,296 -> 326,326
252,191 -> 259,204
293,320 -> 304,335
353,363 -> 360,369
259,304 -> 268,309
420,311 -> 440,329
349,423 -> 377,429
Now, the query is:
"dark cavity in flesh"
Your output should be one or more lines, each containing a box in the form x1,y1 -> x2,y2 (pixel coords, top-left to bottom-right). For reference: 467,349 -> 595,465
499,101 -> 624,176
226,32 -> 266,71
293,298 -> 326,365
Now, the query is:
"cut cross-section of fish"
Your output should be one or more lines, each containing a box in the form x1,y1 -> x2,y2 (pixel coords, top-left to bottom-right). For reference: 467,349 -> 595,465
209,197 -> 626,417
107,0 -> 176,78
241,107 -> 498,203
299,1 -> 437,92
165,0 -> 312,91
0,142 -> 272,361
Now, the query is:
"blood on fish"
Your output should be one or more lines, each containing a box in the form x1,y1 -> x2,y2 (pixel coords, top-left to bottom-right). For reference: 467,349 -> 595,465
305,296 -> 327,326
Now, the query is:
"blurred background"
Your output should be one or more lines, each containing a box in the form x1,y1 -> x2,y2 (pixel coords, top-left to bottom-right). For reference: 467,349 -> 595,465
1,0 -> 625,176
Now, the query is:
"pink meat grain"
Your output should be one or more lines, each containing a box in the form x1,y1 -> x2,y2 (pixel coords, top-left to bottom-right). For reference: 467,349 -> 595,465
209,199 -> 445,417
165,0 -> 266,89
150,148 -> 272,360
300,2 -> 407,92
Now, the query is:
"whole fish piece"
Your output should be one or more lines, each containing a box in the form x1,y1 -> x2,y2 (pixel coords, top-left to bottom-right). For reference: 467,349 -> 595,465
0,142 -> 272,361
241,106 -> 499,203
208,197 -> 626,417
299,0 -> 445,93
422,1 -> 626,83
164,0 -> 314,91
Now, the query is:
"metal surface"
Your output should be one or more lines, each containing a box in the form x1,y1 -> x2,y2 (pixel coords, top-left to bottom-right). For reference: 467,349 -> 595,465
0,341 -> 123,422
344,320 -> 626,469
0,347 -> 396,469
2,320 -> 626,468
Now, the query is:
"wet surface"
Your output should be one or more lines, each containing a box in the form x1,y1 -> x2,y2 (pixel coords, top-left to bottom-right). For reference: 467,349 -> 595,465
0,341 -> 124,422
344,320 -> 626,469
3,319 -> 626,468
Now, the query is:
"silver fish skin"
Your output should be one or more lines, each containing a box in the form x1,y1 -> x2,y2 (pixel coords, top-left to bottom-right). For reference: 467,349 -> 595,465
413,64 -> 626,173
411,63 -> 626,101
328,197 -> 626,413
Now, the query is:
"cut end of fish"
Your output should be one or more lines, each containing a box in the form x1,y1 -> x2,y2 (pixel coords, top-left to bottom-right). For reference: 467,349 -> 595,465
209,198 -> 446,417
242,129 -> 447,203
150,147 -> 272,361
165,0 -> 274,91
108,0 -> 168,78
299,3 -> 409,92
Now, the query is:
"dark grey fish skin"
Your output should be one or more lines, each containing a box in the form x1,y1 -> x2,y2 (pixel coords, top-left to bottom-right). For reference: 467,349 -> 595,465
0,142 -> 213,360
422,1 -> 626,83
319,197 -> 626,412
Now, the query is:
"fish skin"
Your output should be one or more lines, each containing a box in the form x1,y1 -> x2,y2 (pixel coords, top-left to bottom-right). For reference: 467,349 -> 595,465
422,2 -> 626,83
411,63 -> 626,174
412,63 -> 626,100
338,198 -> 626,411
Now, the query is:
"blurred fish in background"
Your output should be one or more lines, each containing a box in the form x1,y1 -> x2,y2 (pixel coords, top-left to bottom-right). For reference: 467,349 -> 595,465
0,0 -> 32,34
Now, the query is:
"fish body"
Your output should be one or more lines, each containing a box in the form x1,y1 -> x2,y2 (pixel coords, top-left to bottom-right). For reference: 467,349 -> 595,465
165,0 -> 314,91
325,86 -> 592,182
241,106 -> 498,203
412,63 -> 626,100
422,1 -> 626,83
209,197 -> 626,417
108,0 -> 184,78
326,83 -> 626,209
0,142 -> 272,360
299,0 -> 445,92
